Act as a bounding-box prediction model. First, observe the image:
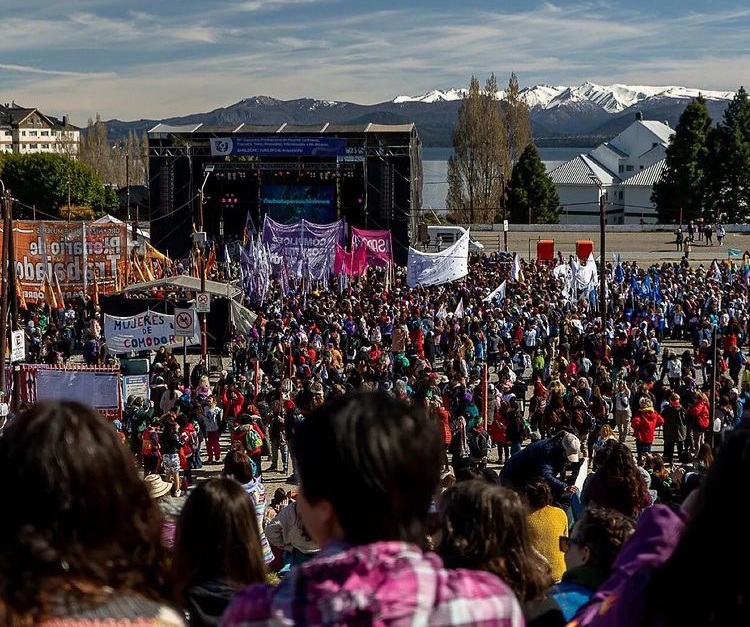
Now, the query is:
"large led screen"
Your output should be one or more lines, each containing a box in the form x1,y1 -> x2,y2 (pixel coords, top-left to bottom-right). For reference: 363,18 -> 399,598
260,185 -> 336,223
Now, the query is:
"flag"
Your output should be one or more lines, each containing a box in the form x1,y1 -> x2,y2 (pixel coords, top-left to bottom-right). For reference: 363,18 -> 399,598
614,260 -> 624,284
512,254 -> 522,282
243,211 -> 256,245
92,272 -> 99,306
43,275 -> 57,309
54,272 -> 65,308
435,303 -> 448,320
16,277 -> 27,311
728,248 -> 742,258
454,298 -> 464,319
205,243 -> 217,276
654,276 -> 664,304
483,280 -> 506,304
711,260 -> 722,282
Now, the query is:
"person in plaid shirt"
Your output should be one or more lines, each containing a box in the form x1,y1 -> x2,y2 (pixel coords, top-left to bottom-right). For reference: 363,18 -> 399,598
221,392 -> 524,626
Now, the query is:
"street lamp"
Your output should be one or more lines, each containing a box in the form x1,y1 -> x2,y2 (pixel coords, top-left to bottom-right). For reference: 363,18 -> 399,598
590,176 -> 607,358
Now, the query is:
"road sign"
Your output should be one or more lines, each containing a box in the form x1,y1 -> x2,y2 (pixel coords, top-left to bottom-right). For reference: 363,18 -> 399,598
503,219 -> 509,232
196,292 -> 211,313
10,330 -> 25,362
173,307 -> 196,338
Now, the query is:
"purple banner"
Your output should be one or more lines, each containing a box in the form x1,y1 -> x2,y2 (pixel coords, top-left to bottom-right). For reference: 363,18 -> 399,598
262,216 -> 345,280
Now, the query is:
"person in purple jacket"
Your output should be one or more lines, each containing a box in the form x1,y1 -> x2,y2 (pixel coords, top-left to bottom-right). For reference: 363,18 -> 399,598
221,391 -> 524,626
570,422 -> 750,627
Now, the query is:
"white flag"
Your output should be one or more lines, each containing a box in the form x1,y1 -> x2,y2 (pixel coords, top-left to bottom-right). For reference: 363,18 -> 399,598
435,303 -> 448,320
406,230 -> 469,288
484,280 -> 506,304
454,298 -> 465,319
512,254 -> 522,282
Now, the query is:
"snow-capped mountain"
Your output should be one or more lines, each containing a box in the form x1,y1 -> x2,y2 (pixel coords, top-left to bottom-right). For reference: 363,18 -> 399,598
104,82 -> 736,147
393,82 -> 735,113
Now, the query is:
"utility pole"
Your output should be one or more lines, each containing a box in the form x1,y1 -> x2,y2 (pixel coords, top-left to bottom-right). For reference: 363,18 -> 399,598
709,324 -> 719,427
0,189 -> 9,396
126,152 -> 131,223
599,191 -> 607,357
7,192 -> 20,411
67,176 -> 72,221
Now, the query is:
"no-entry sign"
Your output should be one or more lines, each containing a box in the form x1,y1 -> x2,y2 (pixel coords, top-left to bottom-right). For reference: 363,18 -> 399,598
196,292 -> 211,313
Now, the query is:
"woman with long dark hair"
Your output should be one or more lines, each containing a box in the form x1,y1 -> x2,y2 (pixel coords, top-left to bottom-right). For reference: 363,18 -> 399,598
0,402 -> 180,625
171,477 -> 266,625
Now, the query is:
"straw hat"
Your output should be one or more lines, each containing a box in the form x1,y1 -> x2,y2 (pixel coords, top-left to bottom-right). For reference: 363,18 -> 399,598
144,474 -> 172,499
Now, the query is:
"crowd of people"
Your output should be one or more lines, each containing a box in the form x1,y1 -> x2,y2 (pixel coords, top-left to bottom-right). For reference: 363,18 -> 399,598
4,243 -> 750,624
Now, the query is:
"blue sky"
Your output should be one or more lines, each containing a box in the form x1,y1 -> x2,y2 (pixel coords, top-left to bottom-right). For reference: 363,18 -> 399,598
1,0 -> 748,125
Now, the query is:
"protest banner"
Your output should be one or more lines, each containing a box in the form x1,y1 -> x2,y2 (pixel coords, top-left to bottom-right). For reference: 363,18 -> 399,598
0,220 -> 127,304
350,227 -> 392,267
104,310 -> 199,354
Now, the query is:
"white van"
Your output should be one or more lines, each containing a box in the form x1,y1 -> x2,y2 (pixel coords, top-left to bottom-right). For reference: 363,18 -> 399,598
426,225 -> 485,252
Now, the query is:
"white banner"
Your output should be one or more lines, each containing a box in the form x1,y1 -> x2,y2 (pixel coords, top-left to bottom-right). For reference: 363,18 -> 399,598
104,310 -> 198,354
406,230 -> 469,288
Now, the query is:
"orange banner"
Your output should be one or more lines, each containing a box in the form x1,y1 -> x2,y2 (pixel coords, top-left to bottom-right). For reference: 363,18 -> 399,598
0,220 -> 127,304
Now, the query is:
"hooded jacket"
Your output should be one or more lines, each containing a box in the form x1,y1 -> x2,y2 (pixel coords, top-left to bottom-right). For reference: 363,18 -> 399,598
220,541 -> 523,626
630,409 -> 664,444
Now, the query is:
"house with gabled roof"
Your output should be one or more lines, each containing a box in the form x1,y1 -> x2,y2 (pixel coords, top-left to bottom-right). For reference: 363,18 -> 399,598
548,113 -> 673,224
0,102 -> 80,157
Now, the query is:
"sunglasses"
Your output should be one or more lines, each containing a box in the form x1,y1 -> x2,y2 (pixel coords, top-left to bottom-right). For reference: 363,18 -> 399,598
559,536 -> 584,553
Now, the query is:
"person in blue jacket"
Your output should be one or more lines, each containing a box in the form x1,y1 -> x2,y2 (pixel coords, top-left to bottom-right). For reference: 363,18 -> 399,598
499,430 -> 581,502
551,506 -> 634,621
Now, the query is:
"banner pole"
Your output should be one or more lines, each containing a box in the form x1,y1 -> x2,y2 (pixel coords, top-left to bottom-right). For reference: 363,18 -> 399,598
482,362 -> 489,431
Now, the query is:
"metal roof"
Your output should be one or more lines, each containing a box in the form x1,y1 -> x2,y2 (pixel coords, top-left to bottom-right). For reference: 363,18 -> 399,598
121,275 -> 242,299
622,159 -> 667,186
148,122 -> 415,136
639,120 -> 674,145
548,154 -> 620,186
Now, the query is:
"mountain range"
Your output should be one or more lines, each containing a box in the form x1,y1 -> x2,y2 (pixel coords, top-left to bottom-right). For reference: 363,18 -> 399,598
105,82 -> 735,147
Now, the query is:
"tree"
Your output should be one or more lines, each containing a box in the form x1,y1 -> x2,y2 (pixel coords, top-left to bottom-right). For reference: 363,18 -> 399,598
447,75 -> 504,224
506,144 -> 561,224
704,86 -> 750,222
0,153 -> 117,218
500,72 -> 532,179
652,95 -> 712,223
79,114 -> 113,184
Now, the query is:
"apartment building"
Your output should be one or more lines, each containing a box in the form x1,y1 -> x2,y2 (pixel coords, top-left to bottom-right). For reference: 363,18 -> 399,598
0,102 -> 80,157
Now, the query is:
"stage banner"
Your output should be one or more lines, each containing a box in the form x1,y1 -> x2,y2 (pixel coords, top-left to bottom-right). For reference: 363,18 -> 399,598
104,310 -> 199,354
209,136 -> 347,157
406,230 -> 469,288
0,220 -> 127,304
262,217 -> 345,280
350,227 -> 392,267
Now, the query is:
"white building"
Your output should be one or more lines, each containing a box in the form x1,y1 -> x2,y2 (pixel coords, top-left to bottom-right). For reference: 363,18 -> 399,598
549,113 -> 673,225
0,103 -> 80,157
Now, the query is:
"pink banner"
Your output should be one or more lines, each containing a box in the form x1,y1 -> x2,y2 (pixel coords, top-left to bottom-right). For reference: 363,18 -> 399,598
350,227 -> 392,267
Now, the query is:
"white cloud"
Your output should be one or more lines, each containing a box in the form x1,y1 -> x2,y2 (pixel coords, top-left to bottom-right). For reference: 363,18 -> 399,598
1,2 -> 746,121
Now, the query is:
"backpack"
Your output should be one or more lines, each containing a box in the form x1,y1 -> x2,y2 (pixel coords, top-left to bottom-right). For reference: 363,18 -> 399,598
141,429 -> 156,457
467,426 -> 491,461
245,427 -> 263,454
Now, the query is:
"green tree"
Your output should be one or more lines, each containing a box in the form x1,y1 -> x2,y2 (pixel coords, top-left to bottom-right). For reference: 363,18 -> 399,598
651,95 -> 713,223
506,144 -> 560,224
447,74 -> 504,224
0,153 -> 117,218
704,86 -> 750,222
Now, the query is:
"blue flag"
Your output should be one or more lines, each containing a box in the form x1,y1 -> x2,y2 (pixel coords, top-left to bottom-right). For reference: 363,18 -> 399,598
615,261 -> 624,284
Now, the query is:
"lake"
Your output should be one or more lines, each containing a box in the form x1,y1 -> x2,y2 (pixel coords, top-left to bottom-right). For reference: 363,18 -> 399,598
422,146 -> 589,212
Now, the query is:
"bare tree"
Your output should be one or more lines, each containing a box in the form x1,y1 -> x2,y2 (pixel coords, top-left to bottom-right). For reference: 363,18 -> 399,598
447,74 -> 504,224
501,72 -> 532,179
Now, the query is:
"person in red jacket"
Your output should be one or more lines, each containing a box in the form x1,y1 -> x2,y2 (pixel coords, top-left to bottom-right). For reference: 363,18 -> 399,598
631,396 -> 664,464
220,384 -> 244,428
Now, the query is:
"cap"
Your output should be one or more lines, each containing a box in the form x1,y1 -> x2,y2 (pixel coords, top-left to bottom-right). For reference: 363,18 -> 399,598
561,433 -> 581,462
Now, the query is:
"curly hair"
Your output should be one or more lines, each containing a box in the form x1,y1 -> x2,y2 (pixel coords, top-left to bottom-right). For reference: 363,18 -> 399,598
438,480 -> 553,603
582,440 -> 651,517
0,402 -> 168,624
572,506 -> 635,570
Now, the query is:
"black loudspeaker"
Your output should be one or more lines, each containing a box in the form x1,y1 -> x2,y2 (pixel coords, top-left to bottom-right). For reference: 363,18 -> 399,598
418,222 -> 429,243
